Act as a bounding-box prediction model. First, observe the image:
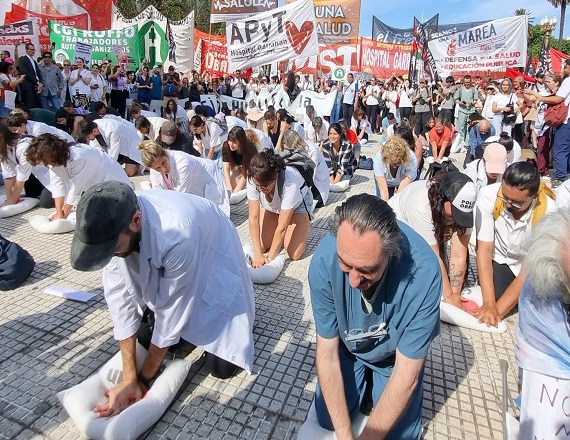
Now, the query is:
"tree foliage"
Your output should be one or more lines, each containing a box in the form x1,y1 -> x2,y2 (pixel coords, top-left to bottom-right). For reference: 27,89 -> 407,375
115,0 -> 225,34
527,24 -> 570,57
548,0 -> 570,51
513,8 -> 534,26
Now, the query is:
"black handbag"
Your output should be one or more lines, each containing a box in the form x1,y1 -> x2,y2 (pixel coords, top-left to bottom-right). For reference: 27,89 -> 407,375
502,95 -> 517,125
0,235 -> 35,291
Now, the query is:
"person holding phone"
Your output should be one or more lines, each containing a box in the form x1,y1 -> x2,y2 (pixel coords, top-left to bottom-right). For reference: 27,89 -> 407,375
89,64 -> 107,110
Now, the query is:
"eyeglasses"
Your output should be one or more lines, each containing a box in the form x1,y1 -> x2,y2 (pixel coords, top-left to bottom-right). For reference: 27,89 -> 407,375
43,55 -> 52,59
345,323 -> 387,343
63,64 -> 70,66
497,194 -> 533,210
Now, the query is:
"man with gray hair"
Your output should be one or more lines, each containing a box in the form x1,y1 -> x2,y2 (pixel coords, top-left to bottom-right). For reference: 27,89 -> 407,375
306,194 -> 441,439
515,208 -> 570,435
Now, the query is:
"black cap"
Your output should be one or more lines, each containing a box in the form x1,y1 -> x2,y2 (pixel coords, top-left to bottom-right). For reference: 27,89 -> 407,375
441,172 -> 478,229
70,181 -> 138,271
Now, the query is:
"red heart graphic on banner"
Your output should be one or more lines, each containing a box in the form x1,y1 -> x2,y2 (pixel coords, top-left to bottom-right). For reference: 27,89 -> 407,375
285,21 -> 314,55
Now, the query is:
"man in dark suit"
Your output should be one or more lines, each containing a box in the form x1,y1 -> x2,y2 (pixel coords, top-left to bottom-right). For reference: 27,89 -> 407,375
17,43 -> 43,109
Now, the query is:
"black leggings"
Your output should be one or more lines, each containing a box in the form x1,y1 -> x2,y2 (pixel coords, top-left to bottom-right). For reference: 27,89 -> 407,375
24,174 -> 54,208
110,89 -> 128,119
415,111 -> 430,137
366,104 -> 378,132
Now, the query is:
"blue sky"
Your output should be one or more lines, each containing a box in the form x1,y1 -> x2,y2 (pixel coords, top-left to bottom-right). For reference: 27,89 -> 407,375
279,0 -> 570,38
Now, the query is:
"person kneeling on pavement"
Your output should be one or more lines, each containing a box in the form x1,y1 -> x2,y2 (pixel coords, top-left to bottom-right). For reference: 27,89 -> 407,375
70,181 -> 255,417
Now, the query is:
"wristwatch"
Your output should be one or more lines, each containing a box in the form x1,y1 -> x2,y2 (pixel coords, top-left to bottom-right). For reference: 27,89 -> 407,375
138,371 -> 159,389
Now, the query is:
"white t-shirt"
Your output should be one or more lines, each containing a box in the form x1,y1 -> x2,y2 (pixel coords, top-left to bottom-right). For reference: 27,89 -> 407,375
398,87 -> 413,108
306,119 -> 330,143
484,135 -> 521,167
70,69 -> 92,96
90,73 -> 106,101
351,117 -> 372,136
476,182 -> 556,276
231,77 -> 246,99
194,120 -> 226,153
482,94 -> 496,120
373,150 -> 418,188
555,76 -> 570,124
388,180 -> 438,246
463,159 -> 503,191
365,85 -> 380,106
493,93 -> 518,115
246,167 -> 308,214
343,81 -> 358,105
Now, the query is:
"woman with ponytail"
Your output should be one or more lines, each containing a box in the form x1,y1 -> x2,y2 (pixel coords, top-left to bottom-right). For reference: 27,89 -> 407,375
138,140 -> 230,217
247,150 -> 312,267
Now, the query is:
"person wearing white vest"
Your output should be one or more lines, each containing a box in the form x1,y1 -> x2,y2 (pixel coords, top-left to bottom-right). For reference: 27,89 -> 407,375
70,182 -> 255,418
138,141 -> 230,217
78,118 -> 143,177
25,134 -> 131,219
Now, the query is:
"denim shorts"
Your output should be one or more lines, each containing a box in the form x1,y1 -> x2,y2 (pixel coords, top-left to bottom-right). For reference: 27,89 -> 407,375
293,189 -> 314,215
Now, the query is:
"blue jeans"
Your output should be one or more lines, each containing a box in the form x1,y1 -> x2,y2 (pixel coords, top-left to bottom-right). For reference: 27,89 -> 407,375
314,343 -> 423,439
40,92 -> 61,112
0,100 -> 9,118
553,121 -> 570,180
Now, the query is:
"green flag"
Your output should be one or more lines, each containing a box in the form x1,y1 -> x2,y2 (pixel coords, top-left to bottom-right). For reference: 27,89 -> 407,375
48,20 -> 141,67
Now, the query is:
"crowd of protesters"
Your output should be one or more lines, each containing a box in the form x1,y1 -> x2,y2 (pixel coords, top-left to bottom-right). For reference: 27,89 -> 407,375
3,39 -> 570,438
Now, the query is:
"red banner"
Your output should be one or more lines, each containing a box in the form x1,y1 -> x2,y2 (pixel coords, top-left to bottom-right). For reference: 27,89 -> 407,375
7,0 -> 112,30
359,37 -> 411,78
551,47 -> 570,75
6,4 -> 88,52
194,29 -> 228,76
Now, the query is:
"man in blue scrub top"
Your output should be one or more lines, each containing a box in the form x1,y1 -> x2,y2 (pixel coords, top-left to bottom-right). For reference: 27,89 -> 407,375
309,194 -> 441,439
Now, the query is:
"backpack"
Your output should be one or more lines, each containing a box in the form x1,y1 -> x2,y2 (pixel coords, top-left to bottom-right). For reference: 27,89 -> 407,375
277,149 -> 318,218
206,117 -> 228,137
423,159 -> 459,180
163,82 -> 177,96
493,182 -> 555,226
0,235 -> 35,291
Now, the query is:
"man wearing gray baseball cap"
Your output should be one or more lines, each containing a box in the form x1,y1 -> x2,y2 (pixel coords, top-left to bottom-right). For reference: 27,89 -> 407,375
71,181 -> 255,417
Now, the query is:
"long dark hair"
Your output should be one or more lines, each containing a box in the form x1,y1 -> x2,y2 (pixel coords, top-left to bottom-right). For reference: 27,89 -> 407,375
0,123 -> 20,162
224,126 -> 258,176
249,150 -> 284,184
427,171 -> 466,244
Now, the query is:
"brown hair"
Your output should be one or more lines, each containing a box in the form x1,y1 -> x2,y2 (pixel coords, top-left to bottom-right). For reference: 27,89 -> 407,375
249,150 -> 284,184
224,126 -> 258,176
0,123 -> 20,162
26,134 -> 71,167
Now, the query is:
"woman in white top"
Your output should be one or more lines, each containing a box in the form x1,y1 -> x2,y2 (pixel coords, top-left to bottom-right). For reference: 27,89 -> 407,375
491,78 -> 519,136
481,83 -> 497,121
373,135 -> 418,201
364,79 -> 381,132
247,150 -> 312,266
281,130 -> 330,208
0,61 -> 24,118
164,98 -> 189,135
0,124 -> 52,207
397,78 -> 414,121
25,134 -> 131,219
350,109 -> 372,142
138,140 -> 229,217
89,63 -> 107,106
68,58 -> 92,103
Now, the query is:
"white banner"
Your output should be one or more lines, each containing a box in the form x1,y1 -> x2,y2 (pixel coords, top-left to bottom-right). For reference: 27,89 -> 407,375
428,16 -> 527,77
226,0 -> 319,71
0,19 -> 40,60
195,84 -> 292,114
289,89 -> 338,118
168,12 -> 195,73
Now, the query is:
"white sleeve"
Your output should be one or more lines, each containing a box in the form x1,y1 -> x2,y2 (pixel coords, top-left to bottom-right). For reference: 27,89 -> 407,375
209,123 -> 223,149
174,157 -> 195,194
280,170 -> 304,211
402,154 -> 418,180
65,156 -> 100,205
150,170 -> 164,189
103,257 -> 145,342
15,144 -> 33,182
373,151 -> 386,177
49,168 -> 66,199
107,128 -> 122,160
1,159 -> 16,179
246,177 -> 260,201
475,186 -> 496,243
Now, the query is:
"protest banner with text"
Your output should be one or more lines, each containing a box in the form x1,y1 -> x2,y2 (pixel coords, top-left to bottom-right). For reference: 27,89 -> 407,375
49,21 -> 141,66
428,16 -> 527,77
359,37 -> 411,78
0,19 -> 40,61
5,4 -> 88,52
227,0 -> 318,71
211,0 -> 278,23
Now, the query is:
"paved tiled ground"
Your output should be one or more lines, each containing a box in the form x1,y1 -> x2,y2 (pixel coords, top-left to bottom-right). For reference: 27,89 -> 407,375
0,136 -> 518,440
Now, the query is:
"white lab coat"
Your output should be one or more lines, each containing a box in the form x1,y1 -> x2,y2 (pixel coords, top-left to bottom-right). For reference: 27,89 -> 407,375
306,140 -> 330,206
102,190 -> 255,372
1,136 -> 51,189
49,144 -> 131,205
140,116 -> 168,141
89,118 -> 142,164
149,150 -> 230,217
26,121 -> 74,143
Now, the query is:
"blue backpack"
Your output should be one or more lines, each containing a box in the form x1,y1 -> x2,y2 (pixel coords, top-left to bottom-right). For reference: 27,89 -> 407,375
0,235 -> 35,291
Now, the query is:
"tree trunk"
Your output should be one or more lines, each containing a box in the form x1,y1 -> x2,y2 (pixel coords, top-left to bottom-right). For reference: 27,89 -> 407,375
559,3 -> 567,51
